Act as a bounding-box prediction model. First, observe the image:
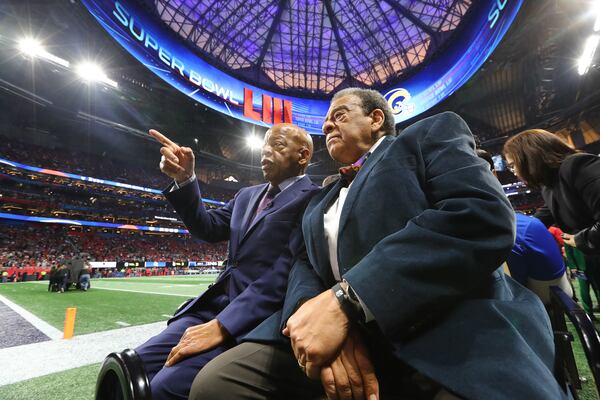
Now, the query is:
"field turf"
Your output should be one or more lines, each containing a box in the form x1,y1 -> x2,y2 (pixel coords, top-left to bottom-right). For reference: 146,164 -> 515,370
0,275 -> 598,399
0,275 -> 217,335
0,363 -> 101,400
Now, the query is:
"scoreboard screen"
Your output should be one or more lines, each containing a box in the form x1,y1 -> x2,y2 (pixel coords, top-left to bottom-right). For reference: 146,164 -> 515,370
82,0 -> 522,133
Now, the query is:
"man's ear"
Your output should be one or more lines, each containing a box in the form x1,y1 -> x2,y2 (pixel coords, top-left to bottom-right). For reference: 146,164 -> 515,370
298,147 -> 310,167
371,109 -> 385,133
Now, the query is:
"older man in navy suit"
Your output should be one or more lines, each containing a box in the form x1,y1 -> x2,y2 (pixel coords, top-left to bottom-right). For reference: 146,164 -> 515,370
191,89 -> 566,400
135,123 -> 319,399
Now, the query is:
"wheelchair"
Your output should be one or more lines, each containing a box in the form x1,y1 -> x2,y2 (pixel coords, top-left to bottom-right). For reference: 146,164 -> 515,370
95,298 -> 194,400
95,349 -> 151,400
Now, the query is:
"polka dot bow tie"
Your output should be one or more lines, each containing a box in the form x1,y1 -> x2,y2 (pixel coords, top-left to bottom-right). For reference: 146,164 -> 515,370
339,152 -> 371,186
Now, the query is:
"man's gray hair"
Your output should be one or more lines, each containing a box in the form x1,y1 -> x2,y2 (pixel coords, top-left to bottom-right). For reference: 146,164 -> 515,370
332,88 -> 396,136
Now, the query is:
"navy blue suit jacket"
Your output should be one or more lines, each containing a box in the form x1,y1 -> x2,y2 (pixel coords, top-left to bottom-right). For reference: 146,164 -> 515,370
247,113 -> 566,399
164,175 -> 319,341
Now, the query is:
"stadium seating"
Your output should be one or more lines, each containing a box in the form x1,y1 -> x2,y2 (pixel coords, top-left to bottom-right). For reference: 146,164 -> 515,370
0,224 -> 227,271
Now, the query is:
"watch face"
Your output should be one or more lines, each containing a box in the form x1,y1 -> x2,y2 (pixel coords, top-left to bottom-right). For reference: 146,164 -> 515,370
335,289 -> 344,298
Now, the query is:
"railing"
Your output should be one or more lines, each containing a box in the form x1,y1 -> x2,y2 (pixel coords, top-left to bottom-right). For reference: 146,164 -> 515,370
550,286 -> 600,398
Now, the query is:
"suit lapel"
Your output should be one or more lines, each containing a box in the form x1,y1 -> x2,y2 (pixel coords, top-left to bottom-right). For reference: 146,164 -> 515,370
337,136 -> 393,243
238,184 -> 268,246
240,176 -> 311,245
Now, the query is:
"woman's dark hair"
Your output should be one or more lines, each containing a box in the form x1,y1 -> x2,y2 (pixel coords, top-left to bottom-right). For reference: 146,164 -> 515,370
503,129 -> 576,188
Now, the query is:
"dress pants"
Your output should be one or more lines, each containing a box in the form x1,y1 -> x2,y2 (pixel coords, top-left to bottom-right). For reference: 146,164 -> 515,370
189,342 -> 463,400
584,254 -> 600,306
135,290 -> 232,400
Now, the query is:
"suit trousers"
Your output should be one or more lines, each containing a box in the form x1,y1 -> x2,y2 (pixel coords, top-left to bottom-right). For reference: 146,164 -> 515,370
584,254 -> 600,306
135,313 -> 234,400
189,342 -> 463,400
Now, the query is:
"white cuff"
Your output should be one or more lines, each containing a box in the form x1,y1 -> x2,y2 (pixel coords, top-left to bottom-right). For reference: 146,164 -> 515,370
170,173 -> 196,192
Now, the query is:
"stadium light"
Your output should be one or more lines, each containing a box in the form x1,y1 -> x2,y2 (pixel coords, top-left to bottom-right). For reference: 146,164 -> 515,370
18,38 -> 43,56
76,62 -> 118,88
578,34 -> 600,75
17,37 -> 70,68
246,135 -> 263,150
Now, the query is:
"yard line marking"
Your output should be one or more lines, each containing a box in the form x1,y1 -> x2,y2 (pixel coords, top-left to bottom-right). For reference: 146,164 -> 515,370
115,321 -> 130,327
86,286 -> 196,297
25,281 -> 193,297
162,314 -> 173,318
0,321 -> 166,386
0,294 -> 62,340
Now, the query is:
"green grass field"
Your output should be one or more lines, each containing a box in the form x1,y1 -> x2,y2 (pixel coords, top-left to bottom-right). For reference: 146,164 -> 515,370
0,275 -> 598,400
0,363 -> 101,400
0,275 -> 217,334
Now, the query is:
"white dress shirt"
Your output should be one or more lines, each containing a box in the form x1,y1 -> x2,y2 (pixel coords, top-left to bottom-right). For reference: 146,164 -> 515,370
323,136 -> 386,322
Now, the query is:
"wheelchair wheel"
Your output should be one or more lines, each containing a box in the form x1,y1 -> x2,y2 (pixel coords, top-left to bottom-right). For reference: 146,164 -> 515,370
95,349 -> 151,400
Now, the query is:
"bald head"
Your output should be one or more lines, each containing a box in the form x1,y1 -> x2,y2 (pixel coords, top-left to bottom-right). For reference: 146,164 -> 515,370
261,123 -> 313,185
273,123 -> 313,160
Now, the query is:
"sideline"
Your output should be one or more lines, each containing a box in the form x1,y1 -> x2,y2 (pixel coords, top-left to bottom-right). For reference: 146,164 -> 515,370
0,294 -> 63,340
0,320 -> 165,386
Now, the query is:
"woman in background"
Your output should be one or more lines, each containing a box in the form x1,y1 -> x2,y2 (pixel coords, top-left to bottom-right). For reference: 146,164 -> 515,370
503,129 -> 600,254
504,130 -> 600,314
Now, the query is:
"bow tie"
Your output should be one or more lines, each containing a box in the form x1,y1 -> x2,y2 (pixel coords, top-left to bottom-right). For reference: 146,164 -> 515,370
339,152 -> 371,186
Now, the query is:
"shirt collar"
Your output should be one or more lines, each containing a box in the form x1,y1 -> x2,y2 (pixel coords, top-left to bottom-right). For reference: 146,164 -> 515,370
275,174 -> 305,193
367,135 -> 386,156
350,135 -> 386,164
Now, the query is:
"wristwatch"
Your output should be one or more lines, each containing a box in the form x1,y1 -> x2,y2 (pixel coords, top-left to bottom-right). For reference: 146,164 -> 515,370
332,280 -> 365,325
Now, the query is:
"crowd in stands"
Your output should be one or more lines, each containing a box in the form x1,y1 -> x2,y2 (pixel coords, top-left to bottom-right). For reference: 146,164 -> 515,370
0,137 -> 236,283
0,224 -> 228,275
0,136 -> 237,203
507,192 -> 545,214
69,230 -> 226,262
0,136 -> 169,188
0,185 -> 185,229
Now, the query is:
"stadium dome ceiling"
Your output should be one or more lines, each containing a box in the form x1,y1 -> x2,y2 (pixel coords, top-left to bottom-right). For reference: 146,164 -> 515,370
146,0 -> 473,96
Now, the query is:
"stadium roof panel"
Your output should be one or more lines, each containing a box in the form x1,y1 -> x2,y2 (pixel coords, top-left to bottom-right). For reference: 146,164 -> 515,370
150,0 -> 473,95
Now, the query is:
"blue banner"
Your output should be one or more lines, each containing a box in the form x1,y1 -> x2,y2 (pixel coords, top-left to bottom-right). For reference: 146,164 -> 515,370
0,157 -> 226,205
81,0 -> 522,133
0,212 -> 189,234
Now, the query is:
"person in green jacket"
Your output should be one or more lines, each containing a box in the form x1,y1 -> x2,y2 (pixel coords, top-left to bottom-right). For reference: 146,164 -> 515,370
565,243 -> 598,320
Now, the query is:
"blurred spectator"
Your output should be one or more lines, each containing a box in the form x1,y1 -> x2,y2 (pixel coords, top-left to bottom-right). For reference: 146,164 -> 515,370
56,265 -> 70,293
566,243 -> 598,321
503,129 -> 600,254
79,263 -> 91,291
48,265 -> 57,292
506,213 -> 572,304
477,149 -> 572,304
